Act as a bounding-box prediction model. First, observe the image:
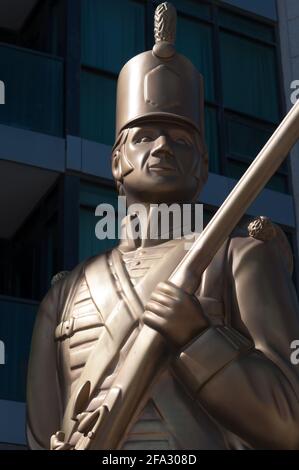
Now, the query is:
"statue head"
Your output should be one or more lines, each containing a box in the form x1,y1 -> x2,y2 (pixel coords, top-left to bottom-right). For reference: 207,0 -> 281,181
112,2 -> 208,204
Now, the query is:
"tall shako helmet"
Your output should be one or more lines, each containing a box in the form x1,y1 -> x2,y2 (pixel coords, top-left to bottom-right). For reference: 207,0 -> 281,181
115,2 -> 205,139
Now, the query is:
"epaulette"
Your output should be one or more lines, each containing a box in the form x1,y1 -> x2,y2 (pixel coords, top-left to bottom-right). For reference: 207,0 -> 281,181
247,216 -> 276,241
247,216 -> 293,274
51,271 -> 70,286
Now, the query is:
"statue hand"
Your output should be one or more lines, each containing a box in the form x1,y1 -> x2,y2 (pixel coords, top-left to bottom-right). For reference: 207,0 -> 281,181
50,431 -> 73,451
143,281 -> 209,350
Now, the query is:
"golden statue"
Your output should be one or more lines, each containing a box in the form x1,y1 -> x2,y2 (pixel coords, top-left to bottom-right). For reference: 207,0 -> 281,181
27,2 -> 299,450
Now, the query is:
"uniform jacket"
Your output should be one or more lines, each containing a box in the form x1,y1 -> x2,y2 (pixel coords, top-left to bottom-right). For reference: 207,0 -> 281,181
26,221 -> 299,450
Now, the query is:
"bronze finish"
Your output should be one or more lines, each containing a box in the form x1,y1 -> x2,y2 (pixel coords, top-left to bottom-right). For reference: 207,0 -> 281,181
115,3 -> 204,137
27,2 -> 299,450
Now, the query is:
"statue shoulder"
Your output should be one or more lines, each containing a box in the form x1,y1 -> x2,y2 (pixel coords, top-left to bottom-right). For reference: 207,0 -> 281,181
44,255 -> 98,312
229,216 -> 293,275
48,249 -> 116,309
49,260 -> 85,294
50,251 -> 110,289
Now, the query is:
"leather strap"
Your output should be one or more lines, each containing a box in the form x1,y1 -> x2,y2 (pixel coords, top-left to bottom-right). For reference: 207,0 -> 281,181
61,239 -> 188,441
110,249 -> 144,320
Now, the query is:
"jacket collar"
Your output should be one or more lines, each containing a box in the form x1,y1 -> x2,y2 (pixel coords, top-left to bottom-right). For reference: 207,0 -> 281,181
118,203 -> 201,252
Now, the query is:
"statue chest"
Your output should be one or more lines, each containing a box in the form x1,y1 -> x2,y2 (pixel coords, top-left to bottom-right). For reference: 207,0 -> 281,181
56,243 -> 180,396
55,241 -> 229,449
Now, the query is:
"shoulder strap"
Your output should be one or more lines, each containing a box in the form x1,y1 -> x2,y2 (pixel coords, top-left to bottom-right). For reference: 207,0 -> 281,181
62,251 -> 138,440
110,248 -> 144,320
83,252 -> 120,323
61,239 -> 188,441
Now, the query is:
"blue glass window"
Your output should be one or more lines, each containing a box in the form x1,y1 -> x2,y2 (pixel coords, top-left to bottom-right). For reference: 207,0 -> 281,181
0,45 -> 63,136
176,16 -> 215,101
82,0 -> 146,73
0,298 -> 37,401
79,183 -> 119,261
81,71 -> 116,145
220,31 -> 280,123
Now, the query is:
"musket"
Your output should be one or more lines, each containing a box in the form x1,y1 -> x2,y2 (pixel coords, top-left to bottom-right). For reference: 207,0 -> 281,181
67,97 -> 299,450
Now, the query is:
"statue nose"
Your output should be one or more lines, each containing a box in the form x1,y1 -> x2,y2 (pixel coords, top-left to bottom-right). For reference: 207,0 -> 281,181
151,136 -> 174,157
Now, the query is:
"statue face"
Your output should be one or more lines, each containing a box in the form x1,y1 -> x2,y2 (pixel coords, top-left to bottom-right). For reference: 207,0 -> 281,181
113,120 -> 207,204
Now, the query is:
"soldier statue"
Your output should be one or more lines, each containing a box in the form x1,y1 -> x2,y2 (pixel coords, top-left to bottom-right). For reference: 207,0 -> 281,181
27,2 -> 299,450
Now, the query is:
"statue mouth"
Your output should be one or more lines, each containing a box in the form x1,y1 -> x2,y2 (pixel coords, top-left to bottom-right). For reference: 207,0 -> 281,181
148,160 -> 177,173
148,164 -> 178,174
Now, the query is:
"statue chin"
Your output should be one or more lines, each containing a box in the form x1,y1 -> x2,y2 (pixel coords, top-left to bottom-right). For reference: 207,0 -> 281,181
122,176 -> 202,205
123,187 -> 200,205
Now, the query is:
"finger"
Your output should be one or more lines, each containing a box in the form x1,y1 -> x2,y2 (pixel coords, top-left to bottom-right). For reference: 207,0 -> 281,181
159,281 -> 201,308
143,311 -> 168,332
145,300 -> 173,317
150,290 -> 177,306
156,281 -> 182,300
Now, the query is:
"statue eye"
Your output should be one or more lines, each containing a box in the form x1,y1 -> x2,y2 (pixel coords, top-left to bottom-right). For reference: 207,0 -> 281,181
135,136 -> 153,144
176,137 -> 190,145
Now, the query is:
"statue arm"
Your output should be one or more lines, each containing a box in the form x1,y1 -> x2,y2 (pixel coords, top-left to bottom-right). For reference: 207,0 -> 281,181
174,235 -> 299,449
26,283 -> 63,450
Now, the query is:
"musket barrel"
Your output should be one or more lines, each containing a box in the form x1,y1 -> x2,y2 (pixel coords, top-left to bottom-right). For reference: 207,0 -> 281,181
170,99 -> 299,293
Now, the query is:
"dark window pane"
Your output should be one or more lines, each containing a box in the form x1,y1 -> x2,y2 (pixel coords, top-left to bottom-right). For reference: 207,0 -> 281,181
220,31 -> 280,122
169,0 -> 211,20
226,160 -> 288,193
0,298 -> 37,401
224,115 -> 287,173
219,9 -> 275,42
205,106 -> 220,173
225,115 -> 273,161
0,240 -> 12,296
21,0 -> 65,56
82,0 -> 146,73
0,45 -> 63,136
0,0 -> 65,56
203,209 -> 215,226
11,215 -> 58,301
80,182 -> 118,207
177,16 -> 215,101
80,71 -> 116,145
80,207 -> 119,260
79,184 -> 118,261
